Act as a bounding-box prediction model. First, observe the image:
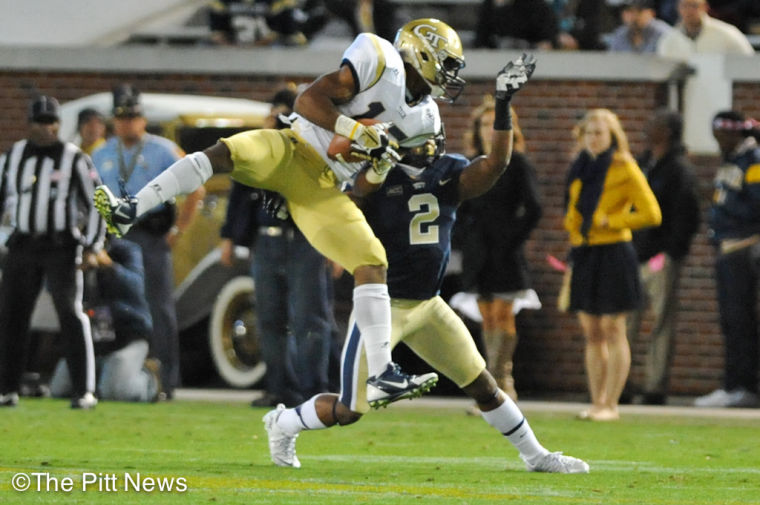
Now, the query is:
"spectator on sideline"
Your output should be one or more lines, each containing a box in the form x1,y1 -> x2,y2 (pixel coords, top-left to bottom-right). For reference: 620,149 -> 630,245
657,0 -> 754,57
607,0 -> 673,53
626,109 -> 701,405
0,95 -> 104,409
457,96 -> 542,402
92,84 -> 205,399
694,111 -> 760,408
563,108 -> 661,421
220,87 -> 334,407
77,108 -> 107,156
50,238 -> 162,403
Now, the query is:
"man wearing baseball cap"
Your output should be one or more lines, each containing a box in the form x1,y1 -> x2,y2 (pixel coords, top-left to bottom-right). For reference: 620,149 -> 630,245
92,84 -> 204,398
0,95 -> 105,409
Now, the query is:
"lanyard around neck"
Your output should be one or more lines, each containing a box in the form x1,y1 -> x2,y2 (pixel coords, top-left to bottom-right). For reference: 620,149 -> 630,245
117,138 -> 146,195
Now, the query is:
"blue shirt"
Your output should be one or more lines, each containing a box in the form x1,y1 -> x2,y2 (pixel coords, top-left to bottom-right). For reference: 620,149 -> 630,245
360,154 -> 467,299
90,237 -> 153,355
607,18 -> 672,53
92,133 -> 182,197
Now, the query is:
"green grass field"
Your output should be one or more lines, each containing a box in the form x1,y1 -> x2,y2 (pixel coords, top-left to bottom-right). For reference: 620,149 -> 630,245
1,397 -> 758,504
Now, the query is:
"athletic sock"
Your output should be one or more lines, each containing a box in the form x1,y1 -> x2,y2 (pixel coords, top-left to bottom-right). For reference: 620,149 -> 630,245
481,392 -> 549,465
353,283 -> 392,377
277,396 -> 327,436
135,152 -> 212,216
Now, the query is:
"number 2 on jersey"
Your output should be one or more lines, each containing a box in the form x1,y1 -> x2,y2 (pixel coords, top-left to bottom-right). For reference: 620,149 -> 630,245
408,193 -> 439,245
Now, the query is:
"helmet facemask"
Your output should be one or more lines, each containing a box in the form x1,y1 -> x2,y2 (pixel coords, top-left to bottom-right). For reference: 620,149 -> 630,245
396,127 -> 446,177
427,53 -> 466,102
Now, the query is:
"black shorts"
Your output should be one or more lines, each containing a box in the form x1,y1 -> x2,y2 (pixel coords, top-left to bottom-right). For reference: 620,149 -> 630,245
568,242 -> 642,315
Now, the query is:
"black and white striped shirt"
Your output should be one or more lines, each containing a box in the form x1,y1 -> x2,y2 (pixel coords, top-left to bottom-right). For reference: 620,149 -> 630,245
0,139 -> 105,248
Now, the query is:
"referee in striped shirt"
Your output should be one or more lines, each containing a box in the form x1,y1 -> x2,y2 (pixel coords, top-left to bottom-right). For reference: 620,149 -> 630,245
0,95 -> 105,409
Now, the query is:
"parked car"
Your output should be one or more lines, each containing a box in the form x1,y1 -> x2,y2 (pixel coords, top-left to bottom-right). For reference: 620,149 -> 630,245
4,92 -> 273,389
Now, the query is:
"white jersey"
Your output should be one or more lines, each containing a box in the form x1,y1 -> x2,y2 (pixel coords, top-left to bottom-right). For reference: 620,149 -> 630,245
291,33 -> 441,183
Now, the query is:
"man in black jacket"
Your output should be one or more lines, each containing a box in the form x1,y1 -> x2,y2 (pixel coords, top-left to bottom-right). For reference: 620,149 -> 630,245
627,109 -> 701,405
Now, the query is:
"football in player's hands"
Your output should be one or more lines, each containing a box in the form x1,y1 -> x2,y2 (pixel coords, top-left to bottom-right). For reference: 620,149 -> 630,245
495,53 -> 537,99
328,118 -> 381,163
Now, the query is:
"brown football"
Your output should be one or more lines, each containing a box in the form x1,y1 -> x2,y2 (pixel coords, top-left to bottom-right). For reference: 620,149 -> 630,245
327,118 -> 380,162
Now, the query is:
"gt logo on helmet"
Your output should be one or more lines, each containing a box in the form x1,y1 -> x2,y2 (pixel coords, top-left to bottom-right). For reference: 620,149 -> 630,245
412,24 -> 448,49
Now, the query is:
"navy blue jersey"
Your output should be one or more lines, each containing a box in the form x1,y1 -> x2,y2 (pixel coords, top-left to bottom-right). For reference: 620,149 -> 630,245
361,153 -> 468,299
709,141 -> 760,241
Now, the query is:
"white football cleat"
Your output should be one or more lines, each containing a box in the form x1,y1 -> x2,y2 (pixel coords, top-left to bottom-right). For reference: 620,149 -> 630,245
263,404 -> 301,468
524,452 -> 590,474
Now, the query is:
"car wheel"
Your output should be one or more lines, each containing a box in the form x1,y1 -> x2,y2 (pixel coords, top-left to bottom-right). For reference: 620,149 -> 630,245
208,276 -> 266,388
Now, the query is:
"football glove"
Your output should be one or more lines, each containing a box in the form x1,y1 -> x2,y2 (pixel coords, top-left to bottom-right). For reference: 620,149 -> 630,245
260,190 -> 289,221
364,148 -> 401,185
495,53 -> 537,100
335,116 -> 399,161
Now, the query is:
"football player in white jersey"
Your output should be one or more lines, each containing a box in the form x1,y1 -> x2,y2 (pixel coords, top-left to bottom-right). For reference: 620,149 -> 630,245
93,19 -> 466,408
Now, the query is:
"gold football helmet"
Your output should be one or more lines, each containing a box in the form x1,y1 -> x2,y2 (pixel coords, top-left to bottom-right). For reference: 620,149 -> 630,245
393,18 -> 466,102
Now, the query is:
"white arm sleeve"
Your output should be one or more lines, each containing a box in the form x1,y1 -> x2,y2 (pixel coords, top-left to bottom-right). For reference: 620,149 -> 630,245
134,152 -> 213,217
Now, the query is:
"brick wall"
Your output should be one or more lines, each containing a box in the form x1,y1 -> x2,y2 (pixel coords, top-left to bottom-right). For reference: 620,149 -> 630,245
2,69 -> 758,396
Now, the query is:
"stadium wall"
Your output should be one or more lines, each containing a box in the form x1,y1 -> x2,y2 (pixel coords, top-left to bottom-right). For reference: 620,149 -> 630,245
1,47 -> 759,396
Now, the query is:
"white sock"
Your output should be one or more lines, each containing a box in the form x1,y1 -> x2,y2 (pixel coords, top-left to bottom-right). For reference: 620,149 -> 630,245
135,152 -> 213,216
481,393 -> 548,465
353,283 -> 392,377
276,396 -> 327,436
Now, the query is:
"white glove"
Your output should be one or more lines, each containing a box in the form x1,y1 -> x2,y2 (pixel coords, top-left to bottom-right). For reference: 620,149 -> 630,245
334,116 -> 399,160
495,53 -> 537,100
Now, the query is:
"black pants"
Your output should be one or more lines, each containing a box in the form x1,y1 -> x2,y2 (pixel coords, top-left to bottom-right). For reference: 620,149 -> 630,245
0,236 -> 94,397
716,244 -> 760,393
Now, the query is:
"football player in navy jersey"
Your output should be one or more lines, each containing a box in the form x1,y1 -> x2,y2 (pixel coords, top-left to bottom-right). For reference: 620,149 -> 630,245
262,54 -> 589,474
